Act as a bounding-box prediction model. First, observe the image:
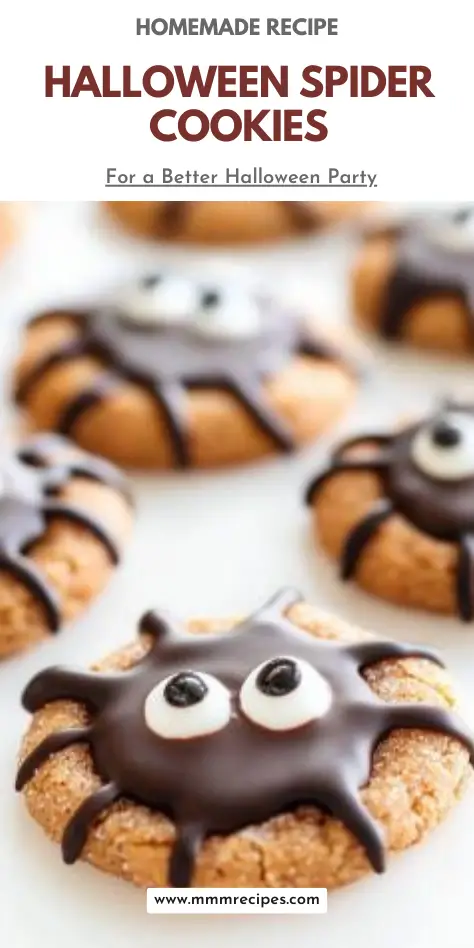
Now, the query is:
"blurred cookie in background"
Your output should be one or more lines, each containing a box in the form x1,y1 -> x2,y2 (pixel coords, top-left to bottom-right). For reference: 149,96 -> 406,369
352,206 -> 474,354
12,268 -> 358,470
0,433 -> 132,659
103,200 -> 370,245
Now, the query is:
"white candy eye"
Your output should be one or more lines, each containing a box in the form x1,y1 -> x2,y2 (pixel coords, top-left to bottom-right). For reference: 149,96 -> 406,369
144,671 -> 231,740
240,656 -> 332,732
193,289 -> 262,340
412,412 -> 474,481
121,274 -> 198,327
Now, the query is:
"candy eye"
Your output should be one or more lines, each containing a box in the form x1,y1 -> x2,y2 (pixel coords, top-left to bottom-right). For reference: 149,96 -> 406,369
239,656 -> 332,731
121,274 -> 198,328
193,288 -> 262,340
412,412 -> 474,481
144,671 -> 231,740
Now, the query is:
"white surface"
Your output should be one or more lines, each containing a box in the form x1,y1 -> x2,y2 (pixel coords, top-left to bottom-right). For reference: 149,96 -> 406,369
1,203 -> 474,947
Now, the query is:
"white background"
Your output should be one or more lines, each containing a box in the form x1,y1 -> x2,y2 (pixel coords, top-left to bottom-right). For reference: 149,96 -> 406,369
1,203 -> 474,946
0,0 -> 473,199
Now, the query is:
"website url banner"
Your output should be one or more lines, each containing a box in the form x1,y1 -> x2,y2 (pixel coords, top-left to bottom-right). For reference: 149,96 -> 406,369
147,887 -> 328,914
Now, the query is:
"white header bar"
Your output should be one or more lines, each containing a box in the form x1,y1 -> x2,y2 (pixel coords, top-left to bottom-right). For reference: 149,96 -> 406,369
0,0 -> 472,199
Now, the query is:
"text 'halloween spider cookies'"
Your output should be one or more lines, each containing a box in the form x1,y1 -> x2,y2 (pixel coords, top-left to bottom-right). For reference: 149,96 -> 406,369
13,271 -> 357,470
352,208 -> 474,353
305,401 -> 474,620
0,433 -> 132,658
104,200 -> 368,245
16,589 -> 473,889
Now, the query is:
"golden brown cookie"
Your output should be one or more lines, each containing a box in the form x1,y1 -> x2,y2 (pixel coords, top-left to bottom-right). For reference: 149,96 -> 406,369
352,211 -> 474,353
305,400 -> 474,620
104,200 -> 368,245
0,433 -> 132,658
12,272 -> 357,470
16,589 -> 473,891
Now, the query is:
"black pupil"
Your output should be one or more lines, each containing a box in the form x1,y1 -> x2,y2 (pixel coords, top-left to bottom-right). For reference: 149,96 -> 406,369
256,658 -> 301,697
201,290 -> 220,308
18,449 -> 45,468
141,274 -> 162,290
164,672 -> 208,708
431,419 -> 462,449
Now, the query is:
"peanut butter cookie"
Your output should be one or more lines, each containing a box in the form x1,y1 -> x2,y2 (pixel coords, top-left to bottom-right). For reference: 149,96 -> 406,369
306,400 -> 474,619
13,272 -> 356,469
352,210 -> 474,353
17,589 -> 473,889
0,433 -> 132,657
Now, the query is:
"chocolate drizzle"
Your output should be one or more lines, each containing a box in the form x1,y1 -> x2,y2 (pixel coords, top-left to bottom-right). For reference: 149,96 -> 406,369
158,202 -> 189,237
0,434 -> 129,630
305,402 -> 474,620
15,287 -> 350,467
16,588 -> 474,886
378,216 -> 474,340
282,202 -> 319,233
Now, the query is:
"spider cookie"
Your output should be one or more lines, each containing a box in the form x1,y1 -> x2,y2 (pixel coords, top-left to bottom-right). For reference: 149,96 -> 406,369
352,209 -> 474,353
305,400 -> 474,620
13,272 -> 356,469
0,433 -> 131,658
104,201 -> 368,245
16,588 -> 473,889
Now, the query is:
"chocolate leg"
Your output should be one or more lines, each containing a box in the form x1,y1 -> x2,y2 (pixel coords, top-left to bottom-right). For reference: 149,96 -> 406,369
348,640 -> 444,670
340,500 -> 394,580
42,501 -> 120,563
305,455 -> 390,505
297,328 -> 361,379
63,459 -> 131,504
318,785 -> 385,873
22,666 -> 118,713
151,381 -> 190,468
282,202 -> 317,233
224,377 -> 295,453
159,202 -> 189,238
62,782 -> 120,863
15,338 -> 85,403
139,608 -> 187,643
16,727 -> 91,790
57,373 -> 120,437
332,434 -> 393,460
297,330 -> 345,363
456,534 -> 474,622
169,823 -> 204,887
383,704 -> 474,762
1,554 -> 60,631
254,587 -> 303,623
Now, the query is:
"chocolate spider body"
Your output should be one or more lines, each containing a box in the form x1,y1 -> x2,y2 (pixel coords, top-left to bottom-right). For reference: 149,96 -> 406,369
16,588 -> 474,887
379,211 -> 474,340
306,402 -> 474,620
15,277 -> 346,467
0,434 -> 129,629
